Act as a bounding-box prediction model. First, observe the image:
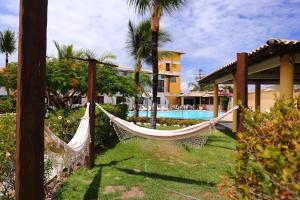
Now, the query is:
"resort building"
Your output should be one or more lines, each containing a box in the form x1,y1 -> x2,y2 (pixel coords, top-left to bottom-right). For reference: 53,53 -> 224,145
199,38 -> 300,132
81,50 -> 184,109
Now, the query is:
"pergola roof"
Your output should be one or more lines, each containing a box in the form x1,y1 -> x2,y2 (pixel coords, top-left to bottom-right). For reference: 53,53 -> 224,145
199,39 -> 300,84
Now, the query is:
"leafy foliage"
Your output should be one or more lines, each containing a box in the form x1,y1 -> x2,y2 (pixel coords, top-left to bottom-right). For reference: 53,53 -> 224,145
96,104 -> 128,150
0,29 -> 16,67
236,97 -> 300,199
128,116 -> 203,126
0,114 -> 15,199
0,97 -> 16,113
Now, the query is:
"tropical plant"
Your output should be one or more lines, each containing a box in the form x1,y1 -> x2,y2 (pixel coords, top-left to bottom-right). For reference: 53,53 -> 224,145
127,0 -> 185,128
0,29 -> 17,96
126,19 -> 170,117
0,30 -> 16,67
188,82 -> 200,92
0,63 -> 18,97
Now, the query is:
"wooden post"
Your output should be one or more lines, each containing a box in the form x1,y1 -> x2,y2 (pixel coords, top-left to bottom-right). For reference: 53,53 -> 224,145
87,60 -> 96,169
255,81 -> 261,111
280,54 -> 294,98
16,0 -> 48,199
236,53 -> 248,132
213,83 -> 219,117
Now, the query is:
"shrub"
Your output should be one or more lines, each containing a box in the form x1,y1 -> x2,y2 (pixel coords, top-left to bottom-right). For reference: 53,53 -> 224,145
236,97 -> 300,199
96,103 -> 128,150
127,116 -> 202,126
0,114 -> 53,199
0,114 -> 15,199
45,107 -> 85,142
0,97 -> 16,114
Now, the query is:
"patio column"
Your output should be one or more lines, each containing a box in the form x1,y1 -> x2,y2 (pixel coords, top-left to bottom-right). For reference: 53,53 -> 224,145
232,77 -> 238,133
255,81 -> 261,111
236,53 -> 248,132
15,0 -> 48,199
181,96 -> 184,106
213,83 -> 219,117
280,54 -> 294,98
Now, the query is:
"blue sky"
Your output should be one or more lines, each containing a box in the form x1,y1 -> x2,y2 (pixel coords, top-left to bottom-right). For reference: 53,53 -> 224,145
1,0 -> 300,92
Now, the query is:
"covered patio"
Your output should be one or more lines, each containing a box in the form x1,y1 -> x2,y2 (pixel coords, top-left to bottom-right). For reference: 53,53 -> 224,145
199,39 -> 300,132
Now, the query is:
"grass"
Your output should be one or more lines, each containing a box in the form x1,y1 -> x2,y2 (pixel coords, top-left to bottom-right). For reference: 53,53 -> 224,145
53,128 -> 236,200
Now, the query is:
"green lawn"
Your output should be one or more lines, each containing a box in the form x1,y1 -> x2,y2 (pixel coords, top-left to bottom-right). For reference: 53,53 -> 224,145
53,128 -> 235,200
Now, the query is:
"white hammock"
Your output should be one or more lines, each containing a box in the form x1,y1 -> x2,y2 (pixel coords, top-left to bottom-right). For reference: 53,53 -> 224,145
44,104 -> 90,180
97,103 -> 238,141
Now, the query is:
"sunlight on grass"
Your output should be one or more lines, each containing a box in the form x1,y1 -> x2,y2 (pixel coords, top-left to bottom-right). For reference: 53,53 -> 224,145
53,129 -> 235,200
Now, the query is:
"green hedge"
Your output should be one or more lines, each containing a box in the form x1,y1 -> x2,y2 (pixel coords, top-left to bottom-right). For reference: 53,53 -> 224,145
0,97 -> 16,114
96,103 -> 128,150
236,97 -> 300,199
128,116 -> 203,126
0,114 -> 15,199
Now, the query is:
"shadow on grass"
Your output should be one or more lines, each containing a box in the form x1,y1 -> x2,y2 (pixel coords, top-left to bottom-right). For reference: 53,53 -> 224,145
115,167 -> 215,187
215,124 -> 235,139
83,156 -> 134,200
205,143 -> 235,151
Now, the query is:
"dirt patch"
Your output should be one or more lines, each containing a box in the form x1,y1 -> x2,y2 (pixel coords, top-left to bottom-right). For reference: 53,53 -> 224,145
120,187 -> 145,199
104,185 -> 126,194
114,176 -> 121,180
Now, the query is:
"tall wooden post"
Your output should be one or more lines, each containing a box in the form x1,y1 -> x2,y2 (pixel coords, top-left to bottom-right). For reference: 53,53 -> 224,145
255,81 -> 261,111
213,83 -> 219,117
87,60 -> 96,169
236,53 -> 248,132
280,54 -> 294,98
16,0 -> 48,199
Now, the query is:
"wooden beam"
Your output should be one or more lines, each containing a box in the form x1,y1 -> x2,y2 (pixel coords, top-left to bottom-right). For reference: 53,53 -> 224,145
248,56 -> 279,75
215,73 -> 234,84
255,81 -> 261,112
236,53 -> 248,132
213,83 -> 219,117
15,0 -> 48,199
87,60 -> 96,169
280,54 -> 294,98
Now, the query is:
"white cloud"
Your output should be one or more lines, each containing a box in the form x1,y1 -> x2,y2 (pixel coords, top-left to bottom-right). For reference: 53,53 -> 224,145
0,0 -> 300,84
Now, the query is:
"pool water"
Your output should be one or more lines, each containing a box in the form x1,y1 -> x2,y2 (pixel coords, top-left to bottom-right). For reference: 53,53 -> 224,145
128,110 -> 224,120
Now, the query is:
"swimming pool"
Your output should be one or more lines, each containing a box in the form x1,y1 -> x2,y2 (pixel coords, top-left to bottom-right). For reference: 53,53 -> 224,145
128,110 -> 224,120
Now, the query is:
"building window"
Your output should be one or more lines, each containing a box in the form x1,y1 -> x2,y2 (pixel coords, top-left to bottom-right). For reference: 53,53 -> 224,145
116,96 -> 126,104
158,80 -> 164,92
157,97 -> 161,104
170,77 -> 176,83
95,96 -> 104,104
166,63 -> 170,71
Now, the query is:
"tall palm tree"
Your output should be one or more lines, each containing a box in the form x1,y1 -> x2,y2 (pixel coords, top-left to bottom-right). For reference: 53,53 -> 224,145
128,0 -> 186,128
0,29 -> 16,67
126,19 -> 171,117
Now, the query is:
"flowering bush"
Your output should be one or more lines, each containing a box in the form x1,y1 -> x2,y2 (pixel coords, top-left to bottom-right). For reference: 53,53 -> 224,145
45,107 -> 85,142
236,97 -> 300,199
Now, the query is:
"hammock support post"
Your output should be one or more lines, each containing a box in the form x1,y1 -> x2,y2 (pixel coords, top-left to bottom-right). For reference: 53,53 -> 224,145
87,60 -> 96,168
236,53 -> 248,132
15,0 -> 48,199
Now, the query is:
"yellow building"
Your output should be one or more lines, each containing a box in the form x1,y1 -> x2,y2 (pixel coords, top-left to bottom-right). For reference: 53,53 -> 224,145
158,50 -> 183,106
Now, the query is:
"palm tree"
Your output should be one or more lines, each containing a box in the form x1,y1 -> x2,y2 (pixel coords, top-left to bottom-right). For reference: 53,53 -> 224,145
126,19 -> 171,117
128,0 -> 186,128
0,30 -> 16,68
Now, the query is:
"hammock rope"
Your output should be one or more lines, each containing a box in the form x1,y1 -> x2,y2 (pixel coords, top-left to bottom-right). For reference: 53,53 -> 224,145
44,103 -> 90,180
97,103 -> 238,145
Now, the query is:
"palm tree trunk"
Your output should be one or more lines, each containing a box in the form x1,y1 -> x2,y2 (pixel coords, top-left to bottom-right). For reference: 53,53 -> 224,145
5,52 -> 8,67
5,52 -> 10,96
134,70 -> 140,117
150,30 -> 159,129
